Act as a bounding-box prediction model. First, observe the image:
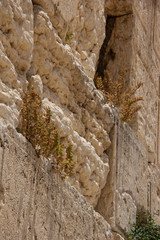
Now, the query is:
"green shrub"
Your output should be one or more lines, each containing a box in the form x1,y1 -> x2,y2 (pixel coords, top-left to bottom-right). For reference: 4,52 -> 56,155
127,207 -> 160,240
19,86 -> 75,178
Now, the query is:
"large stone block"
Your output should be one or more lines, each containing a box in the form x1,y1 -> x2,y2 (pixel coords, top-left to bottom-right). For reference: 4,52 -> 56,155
0,125 -> 114,240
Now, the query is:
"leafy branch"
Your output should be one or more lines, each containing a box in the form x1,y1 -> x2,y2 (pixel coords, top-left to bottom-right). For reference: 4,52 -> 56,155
127,207 -> 160,240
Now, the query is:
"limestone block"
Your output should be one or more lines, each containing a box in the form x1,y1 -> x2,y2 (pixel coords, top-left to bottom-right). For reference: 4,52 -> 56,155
0,126 -> 114,240
32,0 -> 105,78
148,166 -> 160,223
116,122 -> 148,207
42,99 -> 110,206
116,192 -> 137,232
96,120 -> 148,233
130,3 -> 159,160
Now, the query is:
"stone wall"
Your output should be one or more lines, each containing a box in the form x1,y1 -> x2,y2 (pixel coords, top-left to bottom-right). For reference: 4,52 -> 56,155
0,0 -> 117,238
0,0 -> 160,239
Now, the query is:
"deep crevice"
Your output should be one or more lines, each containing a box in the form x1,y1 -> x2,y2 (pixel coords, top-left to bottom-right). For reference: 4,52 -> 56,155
95,16 -> 116,79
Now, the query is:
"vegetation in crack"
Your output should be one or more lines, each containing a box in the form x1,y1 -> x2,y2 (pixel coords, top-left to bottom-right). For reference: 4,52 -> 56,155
94,15 -> 143,122
65,30 -> 72,44
17,86 -> 75,178
95,70 -> 143,122
126,207 -> 160,239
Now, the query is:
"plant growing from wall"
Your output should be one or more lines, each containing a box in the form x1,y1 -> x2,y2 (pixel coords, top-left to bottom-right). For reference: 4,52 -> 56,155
127,207 -> 160,239
19,86 -> 75,178
95,70 -> 143,122
65,30 -> 72,44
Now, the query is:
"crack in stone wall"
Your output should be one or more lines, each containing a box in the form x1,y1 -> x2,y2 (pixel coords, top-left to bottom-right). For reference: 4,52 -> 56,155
95,16 -> 116,79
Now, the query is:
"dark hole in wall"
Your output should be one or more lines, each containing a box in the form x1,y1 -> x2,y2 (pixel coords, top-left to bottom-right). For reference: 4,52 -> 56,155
95,16 -> 116,79
157,187 -> 160,198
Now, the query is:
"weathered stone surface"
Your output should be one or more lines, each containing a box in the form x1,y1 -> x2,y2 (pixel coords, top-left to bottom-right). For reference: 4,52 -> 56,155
29,75 -> 43,96
148,165 -> 160,224
32,0 -> 105,79
0,0 -> 33,126
96,120 -> 148,235
0,0 -> 114,207
31,2 -> 115,206
105,0 -> 132,16
0,0 -> 33,74
0,0 -> 160,239
102,1 -> 160,164
0,126 -> 114,240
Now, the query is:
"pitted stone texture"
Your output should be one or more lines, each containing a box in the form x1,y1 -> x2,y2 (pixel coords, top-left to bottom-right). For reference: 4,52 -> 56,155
0,0 -> 33,74
31,5 -> 114,206
0,0 -> 114,207
0,0 -> 33,126
29,74 -> 43,96
0,80 -> 21,126
33,0 -> 105,78
0,0 -> 114,206
42,98 -> 111,206
0,126 -> 114,240
105,0 -> 132,16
